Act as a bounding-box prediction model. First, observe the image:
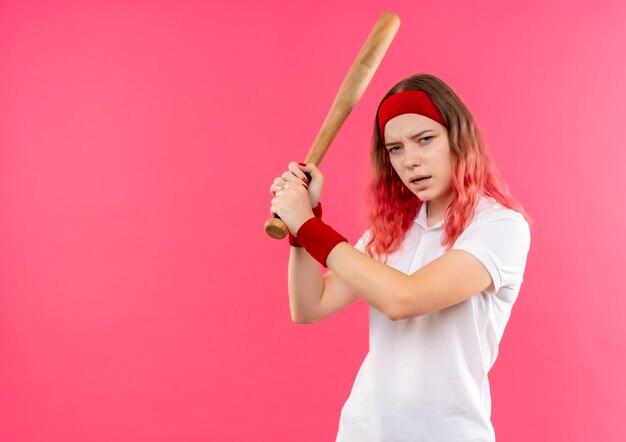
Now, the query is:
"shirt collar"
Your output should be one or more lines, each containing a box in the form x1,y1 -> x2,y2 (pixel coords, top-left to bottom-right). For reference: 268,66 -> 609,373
415,194 -> 492,230
415,201 -> 445,230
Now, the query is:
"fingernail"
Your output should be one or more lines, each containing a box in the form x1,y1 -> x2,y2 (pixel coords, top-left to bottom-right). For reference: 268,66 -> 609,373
298,162 -> 306,167
303,184 -> 309,190
302,177 -> 309,184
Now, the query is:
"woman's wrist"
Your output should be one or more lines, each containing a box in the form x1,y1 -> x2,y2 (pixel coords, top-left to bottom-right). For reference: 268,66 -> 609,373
289,202 -> 323,247
294,217 -> 347,267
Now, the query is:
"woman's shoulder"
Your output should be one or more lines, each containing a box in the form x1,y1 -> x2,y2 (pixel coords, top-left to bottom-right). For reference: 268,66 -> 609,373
454,195 -> 531,253
470,194 -> 528,226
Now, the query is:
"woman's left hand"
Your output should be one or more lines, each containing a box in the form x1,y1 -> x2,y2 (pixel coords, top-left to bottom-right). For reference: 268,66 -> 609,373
270,165 -> 315,236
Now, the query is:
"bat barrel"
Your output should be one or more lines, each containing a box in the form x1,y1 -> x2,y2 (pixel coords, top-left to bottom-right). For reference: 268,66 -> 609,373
305,12 -> 400,166
265,12 -> 400,240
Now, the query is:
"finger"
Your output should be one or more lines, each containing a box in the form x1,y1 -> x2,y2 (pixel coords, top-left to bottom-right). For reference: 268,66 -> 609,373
297,162 -> 324,182
270,184 -> 282,196
271,180 -> 307,198
288,162 -> 309,183
284,178 -> 308,192
276,181 -> 308,192
281,170 -> 306,184
270,198 -> 280,215
271,178 -> 286,194
271,181 -> 303,196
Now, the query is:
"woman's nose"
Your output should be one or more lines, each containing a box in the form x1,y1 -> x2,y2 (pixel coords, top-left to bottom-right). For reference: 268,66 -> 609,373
403,144 -> 422,167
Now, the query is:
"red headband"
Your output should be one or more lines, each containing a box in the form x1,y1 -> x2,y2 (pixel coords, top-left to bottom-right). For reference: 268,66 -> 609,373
377,90 -> 447,142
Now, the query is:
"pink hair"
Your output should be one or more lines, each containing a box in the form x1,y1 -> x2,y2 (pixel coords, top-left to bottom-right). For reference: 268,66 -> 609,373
365,74 -> 533,263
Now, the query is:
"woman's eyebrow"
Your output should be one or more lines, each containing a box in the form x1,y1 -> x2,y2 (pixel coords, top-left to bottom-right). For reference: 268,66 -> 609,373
385,129 -> 434,146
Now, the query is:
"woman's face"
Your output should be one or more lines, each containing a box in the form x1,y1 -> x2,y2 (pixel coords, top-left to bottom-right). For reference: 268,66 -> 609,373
383,113 -> 454,203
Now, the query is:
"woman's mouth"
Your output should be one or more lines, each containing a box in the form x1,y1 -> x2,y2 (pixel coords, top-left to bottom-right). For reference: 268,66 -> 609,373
410,176 -> 431,189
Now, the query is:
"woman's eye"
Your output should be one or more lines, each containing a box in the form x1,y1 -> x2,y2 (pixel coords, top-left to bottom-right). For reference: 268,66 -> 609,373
387,137 -> 431,153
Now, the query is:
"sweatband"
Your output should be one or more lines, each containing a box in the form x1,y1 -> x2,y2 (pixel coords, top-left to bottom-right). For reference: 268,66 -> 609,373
289,202 -> 323,247
295,217 -> 347,267
376,90 -> 447,142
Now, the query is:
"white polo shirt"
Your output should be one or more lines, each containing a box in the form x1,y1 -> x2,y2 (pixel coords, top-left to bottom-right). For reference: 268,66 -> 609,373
336,194 -> 531,442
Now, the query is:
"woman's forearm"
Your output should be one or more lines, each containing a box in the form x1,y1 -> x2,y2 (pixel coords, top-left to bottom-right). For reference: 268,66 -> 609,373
326,242 -> 406,319
287,246 -> 324,323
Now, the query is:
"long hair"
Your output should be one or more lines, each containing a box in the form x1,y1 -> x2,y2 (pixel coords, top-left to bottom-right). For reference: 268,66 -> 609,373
365,73 -> 533,262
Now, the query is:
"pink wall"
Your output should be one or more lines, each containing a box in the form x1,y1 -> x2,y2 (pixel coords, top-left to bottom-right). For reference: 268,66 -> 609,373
1,0 -> 625,440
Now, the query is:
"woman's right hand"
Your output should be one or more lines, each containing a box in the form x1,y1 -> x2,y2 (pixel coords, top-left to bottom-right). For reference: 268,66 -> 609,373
269,161 -> 324,209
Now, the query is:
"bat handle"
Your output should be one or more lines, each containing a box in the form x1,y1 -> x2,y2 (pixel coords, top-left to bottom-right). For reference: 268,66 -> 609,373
265,172 -> 312,240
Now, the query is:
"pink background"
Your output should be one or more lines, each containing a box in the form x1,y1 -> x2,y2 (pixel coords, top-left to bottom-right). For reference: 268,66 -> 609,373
1,0 -> 625,440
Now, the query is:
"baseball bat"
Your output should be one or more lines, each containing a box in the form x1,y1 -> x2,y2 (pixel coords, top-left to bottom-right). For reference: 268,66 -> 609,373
265,11 -> 401,239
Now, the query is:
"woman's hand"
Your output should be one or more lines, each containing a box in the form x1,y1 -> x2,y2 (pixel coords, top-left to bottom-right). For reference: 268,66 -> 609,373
269,162 -> 325,235
298,162 -> 324,208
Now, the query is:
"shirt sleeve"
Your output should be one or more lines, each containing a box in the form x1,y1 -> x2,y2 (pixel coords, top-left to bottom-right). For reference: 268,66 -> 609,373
353,229 -> 371,255
452,215 -> 531,296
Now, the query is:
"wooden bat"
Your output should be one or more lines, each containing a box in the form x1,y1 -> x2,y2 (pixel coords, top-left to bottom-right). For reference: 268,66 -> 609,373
265,11 -> 401,239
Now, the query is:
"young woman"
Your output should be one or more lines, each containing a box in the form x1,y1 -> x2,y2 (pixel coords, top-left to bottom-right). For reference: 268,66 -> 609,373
269,73 -> 532,441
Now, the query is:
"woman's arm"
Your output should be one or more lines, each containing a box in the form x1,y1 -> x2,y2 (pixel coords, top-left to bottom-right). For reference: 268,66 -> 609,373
326,243 -> 493,320
287,247 -> 358,324
272,162 -> 359,323
323,215 -> 531,320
